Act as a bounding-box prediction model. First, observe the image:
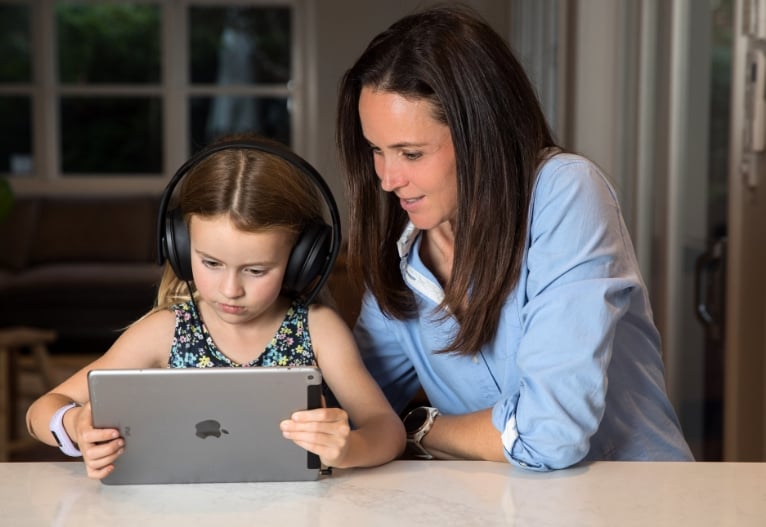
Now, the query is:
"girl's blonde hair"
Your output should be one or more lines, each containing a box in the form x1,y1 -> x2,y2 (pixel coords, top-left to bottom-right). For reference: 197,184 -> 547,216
148,135 -> 328,317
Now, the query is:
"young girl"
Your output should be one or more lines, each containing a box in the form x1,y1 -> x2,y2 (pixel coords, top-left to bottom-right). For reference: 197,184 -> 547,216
26,135 -> 406,479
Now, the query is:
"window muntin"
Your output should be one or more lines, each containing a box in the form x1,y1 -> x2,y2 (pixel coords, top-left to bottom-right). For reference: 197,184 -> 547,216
188,5 -> 293,153
0,0 -> 298,182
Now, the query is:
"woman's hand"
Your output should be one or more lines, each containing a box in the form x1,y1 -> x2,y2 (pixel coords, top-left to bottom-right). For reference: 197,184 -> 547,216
280,408 -> 352,468
73,402 -> 125,480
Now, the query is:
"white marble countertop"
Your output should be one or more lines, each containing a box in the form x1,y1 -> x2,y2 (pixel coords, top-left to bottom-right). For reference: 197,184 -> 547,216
2,460 -> 765,526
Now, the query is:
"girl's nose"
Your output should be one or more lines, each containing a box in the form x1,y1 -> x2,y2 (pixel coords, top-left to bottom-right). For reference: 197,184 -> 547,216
220,271 -> 244,298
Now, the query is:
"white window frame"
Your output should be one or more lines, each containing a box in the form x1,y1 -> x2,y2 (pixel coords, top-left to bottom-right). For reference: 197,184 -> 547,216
1,0 -> 307,195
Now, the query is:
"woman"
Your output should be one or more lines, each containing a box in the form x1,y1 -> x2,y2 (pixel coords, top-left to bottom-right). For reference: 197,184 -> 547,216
336,4 -> 693,471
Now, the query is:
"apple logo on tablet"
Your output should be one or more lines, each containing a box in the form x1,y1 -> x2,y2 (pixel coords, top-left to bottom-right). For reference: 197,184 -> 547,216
195,419 -> 229,439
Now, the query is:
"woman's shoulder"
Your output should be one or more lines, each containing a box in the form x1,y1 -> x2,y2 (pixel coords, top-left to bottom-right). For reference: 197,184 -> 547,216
534,152 -> 618,205
537,151 -> 603,179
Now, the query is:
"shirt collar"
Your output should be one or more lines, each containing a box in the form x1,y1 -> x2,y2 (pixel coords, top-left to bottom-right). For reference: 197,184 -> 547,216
396,221 -> 420,259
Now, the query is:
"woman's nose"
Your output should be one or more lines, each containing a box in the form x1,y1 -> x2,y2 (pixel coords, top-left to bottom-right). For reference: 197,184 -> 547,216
378,160 -> 405,192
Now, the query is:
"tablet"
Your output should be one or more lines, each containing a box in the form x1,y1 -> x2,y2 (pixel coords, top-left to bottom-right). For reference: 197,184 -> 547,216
88,366 -> 324,485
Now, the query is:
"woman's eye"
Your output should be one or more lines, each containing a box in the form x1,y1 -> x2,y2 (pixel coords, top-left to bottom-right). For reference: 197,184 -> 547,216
403,151 -> 422,160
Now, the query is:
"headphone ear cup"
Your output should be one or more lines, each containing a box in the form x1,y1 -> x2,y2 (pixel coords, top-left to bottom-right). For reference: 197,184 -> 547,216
284,223 -> 332,295
165,208 -> 193,282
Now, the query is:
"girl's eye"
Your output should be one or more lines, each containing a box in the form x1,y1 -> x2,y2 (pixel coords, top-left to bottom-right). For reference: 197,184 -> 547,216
246,268 -> 266,277
202,259 -> 221,268
403,151 -> 422,160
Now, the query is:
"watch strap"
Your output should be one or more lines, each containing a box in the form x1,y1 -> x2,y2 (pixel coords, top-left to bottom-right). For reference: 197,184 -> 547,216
405,438 -> 435,460
50,402 -> 82,457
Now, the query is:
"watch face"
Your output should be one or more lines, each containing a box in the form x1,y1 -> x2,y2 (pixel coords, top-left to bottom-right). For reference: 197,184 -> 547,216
404,407 -> 429,434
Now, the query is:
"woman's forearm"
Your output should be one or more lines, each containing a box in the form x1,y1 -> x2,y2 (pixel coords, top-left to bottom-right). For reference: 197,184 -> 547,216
421,408 -> 507,462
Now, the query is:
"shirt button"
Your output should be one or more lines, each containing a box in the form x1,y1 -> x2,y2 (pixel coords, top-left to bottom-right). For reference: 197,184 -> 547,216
472,355 -> 479,364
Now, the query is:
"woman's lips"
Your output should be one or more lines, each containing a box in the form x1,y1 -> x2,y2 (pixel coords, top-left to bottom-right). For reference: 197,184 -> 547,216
399,196 -> 423,212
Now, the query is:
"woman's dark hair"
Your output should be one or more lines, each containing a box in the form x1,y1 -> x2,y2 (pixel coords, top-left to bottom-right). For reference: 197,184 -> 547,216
336,4 -> 557,354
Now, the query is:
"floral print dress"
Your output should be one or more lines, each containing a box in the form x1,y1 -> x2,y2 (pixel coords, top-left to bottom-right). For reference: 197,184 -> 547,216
167,299 -> 316,368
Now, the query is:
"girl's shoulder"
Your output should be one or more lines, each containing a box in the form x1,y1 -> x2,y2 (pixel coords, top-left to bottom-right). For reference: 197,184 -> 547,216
305,301 -> 359,371
129,308 -> 177,336
306,301 -> 354,344
306,300 -> 345,325
105,308 -> 176,367
167,299 -> 196,315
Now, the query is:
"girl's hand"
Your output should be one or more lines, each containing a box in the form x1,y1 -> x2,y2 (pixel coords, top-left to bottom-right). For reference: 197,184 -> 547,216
280,408 -> 352,468
73,402 -> 125,480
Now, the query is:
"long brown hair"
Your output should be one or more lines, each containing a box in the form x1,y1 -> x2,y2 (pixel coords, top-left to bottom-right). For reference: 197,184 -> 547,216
336,5 -> 557,354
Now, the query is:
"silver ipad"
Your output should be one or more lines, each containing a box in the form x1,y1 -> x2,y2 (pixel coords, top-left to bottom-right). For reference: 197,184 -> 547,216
88,366 -> 324,485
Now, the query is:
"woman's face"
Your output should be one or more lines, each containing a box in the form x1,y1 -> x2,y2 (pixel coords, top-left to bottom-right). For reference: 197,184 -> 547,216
358,87 -> 458,232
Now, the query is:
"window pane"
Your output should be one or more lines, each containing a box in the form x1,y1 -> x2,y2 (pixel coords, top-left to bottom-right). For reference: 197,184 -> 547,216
190,96 -> 291,150
57,2 -> 160,84
0,3 -> 31,82
189,6 -> 291,85
0,96 -> 32,174
60,97 -> 162,174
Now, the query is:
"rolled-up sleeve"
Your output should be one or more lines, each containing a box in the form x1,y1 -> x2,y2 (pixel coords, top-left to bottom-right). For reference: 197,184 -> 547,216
492,158 -> 641,470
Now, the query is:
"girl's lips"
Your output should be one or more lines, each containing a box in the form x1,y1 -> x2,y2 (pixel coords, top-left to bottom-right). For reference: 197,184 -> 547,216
218,303 -> 245,315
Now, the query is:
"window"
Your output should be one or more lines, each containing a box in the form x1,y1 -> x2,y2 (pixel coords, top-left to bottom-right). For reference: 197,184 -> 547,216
0,2 -> 32,175
0,0 -> 303,189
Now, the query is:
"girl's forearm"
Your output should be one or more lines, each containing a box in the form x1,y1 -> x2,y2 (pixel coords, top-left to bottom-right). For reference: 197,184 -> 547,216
26,393 -> 80,447
338,415 -> 406,468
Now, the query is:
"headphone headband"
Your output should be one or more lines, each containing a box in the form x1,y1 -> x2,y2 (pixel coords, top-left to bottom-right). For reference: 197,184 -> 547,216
157,139 -> 341,305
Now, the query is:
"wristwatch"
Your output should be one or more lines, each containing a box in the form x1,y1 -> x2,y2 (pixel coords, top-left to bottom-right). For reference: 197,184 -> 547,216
50,402 -> 82,457
402,406 -> 440,460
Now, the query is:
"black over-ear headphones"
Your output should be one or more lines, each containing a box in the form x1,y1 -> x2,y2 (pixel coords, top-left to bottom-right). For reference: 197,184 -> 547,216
157,139 -> 341,305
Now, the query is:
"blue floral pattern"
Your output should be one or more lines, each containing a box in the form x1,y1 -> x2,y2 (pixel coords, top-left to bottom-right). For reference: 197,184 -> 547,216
167,300 -> 316,368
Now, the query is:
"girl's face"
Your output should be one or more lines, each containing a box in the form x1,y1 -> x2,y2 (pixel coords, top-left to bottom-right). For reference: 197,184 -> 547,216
358,87 -> 458,232
189,214 -> 294,325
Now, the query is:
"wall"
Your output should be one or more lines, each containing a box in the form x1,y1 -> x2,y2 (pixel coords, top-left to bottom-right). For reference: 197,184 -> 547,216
725,0 -> 766,458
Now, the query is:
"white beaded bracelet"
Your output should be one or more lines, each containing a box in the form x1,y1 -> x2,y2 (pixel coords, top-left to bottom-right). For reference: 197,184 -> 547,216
49,402 -> 82,457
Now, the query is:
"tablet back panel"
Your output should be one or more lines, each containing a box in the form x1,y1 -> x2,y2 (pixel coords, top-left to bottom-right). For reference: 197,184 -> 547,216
88,367 -> 323,485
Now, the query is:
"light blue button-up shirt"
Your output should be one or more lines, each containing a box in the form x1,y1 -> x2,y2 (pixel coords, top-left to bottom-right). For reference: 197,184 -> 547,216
354,153 -> 694,470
